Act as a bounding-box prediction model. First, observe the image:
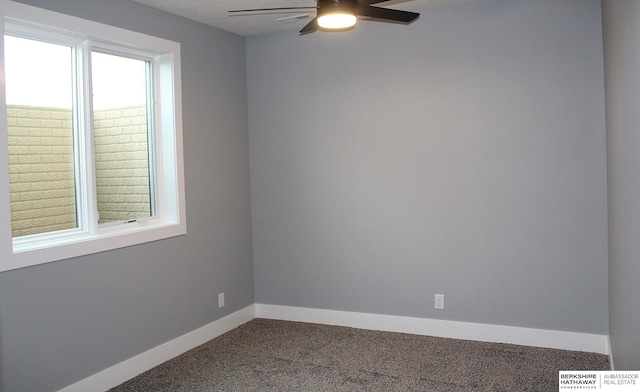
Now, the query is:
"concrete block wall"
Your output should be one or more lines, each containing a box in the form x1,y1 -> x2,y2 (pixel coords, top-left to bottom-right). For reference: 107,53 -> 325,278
94,106 -> 151,224
7,105 -> 150,237
7,106 -> 76,237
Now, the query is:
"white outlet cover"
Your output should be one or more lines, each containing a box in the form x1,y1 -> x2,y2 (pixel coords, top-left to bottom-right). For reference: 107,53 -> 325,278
435,294 -> 444,309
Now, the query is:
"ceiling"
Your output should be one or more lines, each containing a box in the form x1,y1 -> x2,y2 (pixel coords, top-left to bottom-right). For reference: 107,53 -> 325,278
130,0 -> 495,37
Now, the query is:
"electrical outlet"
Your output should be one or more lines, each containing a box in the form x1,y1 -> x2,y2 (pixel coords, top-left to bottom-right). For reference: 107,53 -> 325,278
435,294 -> 444,310
218,292 -> 225,308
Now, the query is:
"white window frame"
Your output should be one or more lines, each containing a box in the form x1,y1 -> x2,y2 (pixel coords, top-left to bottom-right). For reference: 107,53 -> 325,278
0,1 -> 186,272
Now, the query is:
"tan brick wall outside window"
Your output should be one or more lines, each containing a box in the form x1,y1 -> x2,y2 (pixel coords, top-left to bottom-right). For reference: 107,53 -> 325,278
94,105 -> 151,224
8,104 -> 150,237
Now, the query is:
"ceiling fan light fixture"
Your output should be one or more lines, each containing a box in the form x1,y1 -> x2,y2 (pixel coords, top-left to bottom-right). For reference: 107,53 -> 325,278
316,0 -> 357,31
317,12 -> 357,30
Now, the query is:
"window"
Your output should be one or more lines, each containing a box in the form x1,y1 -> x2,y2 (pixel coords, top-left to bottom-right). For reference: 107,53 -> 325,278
91,51 -> 154,226
0,2 -> 186,272
5,35 -> 76,238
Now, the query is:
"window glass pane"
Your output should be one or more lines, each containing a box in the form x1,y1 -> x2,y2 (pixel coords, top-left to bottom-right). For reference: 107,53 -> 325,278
91,52 -> 153,224
4,35 -> 77,238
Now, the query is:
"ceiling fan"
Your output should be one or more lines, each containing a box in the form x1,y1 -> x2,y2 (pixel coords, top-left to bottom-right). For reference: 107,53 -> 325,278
229,0 -> 420,35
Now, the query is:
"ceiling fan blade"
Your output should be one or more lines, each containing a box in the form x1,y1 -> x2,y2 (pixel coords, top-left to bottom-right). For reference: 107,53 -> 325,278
229,6 -> 317,14
356,5 -> 419,23
299,17 -> 319,35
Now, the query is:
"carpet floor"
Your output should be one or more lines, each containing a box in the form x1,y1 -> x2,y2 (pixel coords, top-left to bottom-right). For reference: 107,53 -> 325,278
109,319 -> 610,391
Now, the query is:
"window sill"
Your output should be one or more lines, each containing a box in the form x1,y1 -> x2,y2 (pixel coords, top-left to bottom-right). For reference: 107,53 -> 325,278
2,220 -> 186,272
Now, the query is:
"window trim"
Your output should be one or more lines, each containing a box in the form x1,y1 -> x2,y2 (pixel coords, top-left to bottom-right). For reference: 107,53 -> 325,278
0,1 -> 186,272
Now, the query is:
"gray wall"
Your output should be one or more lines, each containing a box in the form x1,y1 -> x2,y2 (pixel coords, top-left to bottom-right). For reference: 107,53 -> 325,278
248,0 -> 609,334
0,1 -> 253,391
602,0 -> 640,371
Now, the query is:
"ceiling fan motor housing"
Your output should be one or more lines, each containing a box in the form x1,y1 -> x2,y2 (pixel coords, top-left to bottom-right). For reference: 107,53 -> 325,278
320,0 -> 357,15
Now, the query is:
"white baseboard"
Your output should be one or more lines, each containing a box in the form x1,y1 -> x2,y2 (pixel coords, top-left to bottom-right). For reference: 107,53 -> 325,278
58,303 -> 610,391
255,304 -> 610,355
608,336 -> 615,370
57,305 -> 256,392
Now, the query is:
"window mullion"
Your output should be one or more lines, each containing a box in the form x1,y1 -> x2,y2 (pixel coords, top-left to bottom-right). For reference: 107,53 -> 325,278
73,40 -> 99,234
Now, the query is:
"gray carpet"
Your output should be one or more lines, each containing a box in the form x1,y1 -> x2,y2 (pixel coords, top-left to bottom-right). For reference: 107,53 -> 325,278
109,319 -> 609,391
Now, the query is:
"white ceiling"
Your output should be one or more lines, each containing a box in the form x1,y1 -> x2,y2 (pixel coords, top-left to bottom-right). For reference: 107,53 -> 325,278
130,0 -> 495,37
